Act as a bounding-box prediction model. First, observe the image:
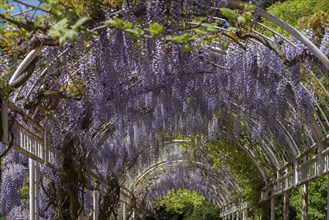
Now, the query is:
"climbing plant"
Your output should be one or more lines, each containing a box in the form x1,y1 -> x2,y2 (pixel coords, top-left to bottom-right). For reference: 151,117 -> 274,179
0,0 -> 328,219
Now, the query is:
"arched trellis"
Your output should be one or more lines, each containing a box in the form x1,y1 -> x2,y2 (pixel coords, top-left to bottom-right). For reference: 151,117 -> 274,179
130,160 -> 238,208
1,0 -> 329,220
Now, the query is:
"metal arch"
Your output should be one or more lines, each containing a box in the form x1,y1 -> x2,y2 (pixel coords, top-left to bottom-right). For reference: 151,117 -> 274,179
125,139 -> 242,195
262,134 -> 288,166
276,119 -> 300,156
240,144 -> 268,182
228,0 -> 329,70
135,177 -> 229,207
218,124 -> 271,181
259,138 -> 281,170
132,159 -> 238,193
9,46 -> 43,88
210,184 -> 227,207
129,159 -> 237,204
244,116 -> 283,169
227,102 -> 288,170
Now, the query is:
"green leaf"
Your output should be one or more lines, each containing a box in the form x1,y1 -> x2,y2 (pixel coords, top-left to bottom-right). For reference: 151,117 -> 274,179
42,4 -> 51,11
0,3 -> 13,11
72,16 -> 91,29
58,29 -> 78,45
219,8 -> 237,20
172,35 -> 184,43
135,27 -> 144,35
123,22 -> 133,30
243,12 -> 252,21
125,27 -> 144,41
48,29 -> 61,38
172,33 -> 197,43
161,35 -> 173,41
145,22 -> 164,38
181,33 -> 197,42
192,28 -> 207,36
48,18 -> 69,39
104,19 -> 113,26
204,37 -> 214,45
63,29 -> 78,41
245,4 -> 256,12
227,27 -> 238,32
105,18 -> 126,29
181,43 -> 193,53
201,23 -> 218,34
53,18 -> 69,32
220,38 -> 228,51
35,15 -> 44,23
47,0 -> 60,3
237,16 -> 246,25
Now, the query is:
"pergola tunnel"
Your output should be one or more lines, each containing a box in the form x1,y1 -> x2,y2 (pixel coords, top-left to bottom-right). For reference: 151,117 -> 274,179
0,0 -> 329,219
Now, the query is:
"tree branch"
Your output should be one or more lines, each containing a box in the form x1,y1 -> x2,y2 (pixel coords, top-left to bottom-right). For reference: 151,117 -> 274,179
236,31 -> 298,66
0,13 -> 33,31
13,0 -> 50,13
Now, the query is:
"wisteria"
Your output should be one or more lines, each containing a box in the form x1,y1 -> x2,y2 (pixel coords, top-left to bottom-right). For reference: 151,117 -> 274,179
139,166 -> 236,212
1,0 -> 329,218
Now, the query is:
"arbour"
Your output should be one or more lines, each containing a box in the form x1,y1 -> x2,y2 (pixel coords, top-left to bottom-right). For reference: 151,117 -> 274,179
0,0 -> 329,219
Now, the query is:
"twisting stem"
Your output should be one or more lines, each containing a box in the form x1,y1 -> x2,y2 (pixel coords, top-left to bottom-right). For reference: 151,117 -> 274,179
236,31 -> 298,66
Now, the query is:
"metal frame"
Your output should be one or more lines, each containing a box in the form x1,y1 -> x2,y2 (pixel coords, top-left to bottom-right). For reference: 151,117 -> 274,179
129,158 -> 236,206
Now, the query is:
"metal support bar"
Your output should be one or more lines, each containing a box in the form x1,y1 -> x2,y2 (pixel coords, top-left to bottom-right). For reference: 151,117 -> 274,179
130,208 -> 135,220
1,101 -> 8,144
284,192 -> 289,220
93,190 -> 99,220
242,209 -> 248,220
327,175 -> 329,219
302,184 -> 308,220
29,158 -> 38,220
123,203 -> 127,220
271,197 -> 275,220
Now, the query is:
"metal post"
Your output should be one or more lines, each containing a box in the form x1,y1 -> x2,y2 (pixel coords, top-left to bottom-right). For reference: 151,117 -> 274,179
123,203 -> 126,220
29,158 -> 38,220
327,175 -> 329,219
242,209 -> 248,220
1,101 -> 9,145
271,197 -> 275,220
302,184 -> 308,220
93,190 -> 99,220
294,159 -> 299,185
44,132 -> 48,164
131,208 -> 135,220
284,192 -> 289,220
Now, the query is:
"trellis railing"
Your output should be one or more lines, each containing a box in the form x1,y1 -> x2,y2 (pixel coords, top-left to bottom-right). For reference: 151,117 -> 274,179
1,100 -> 134,220
219,201 -> 248,220
261,134 -> 329,201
